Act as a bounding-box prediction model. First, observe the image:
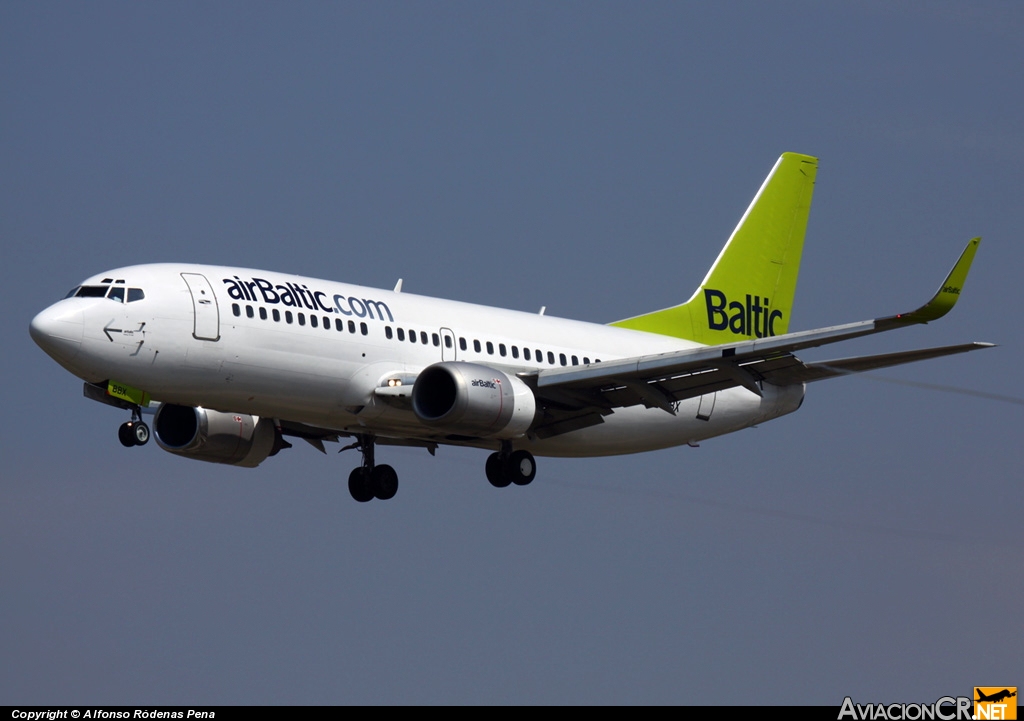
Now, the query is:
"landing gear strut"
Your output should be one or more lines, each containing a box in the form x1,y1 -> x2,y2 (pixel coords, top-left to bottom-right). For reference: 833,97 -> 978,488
118,406 -> 149,447
343,435 -> 399,503
485,445 -> 536,488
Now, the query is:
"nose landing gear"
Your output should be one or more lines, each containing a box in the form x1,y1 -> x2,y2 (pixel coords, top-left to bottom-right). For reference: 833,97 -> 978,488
117,407 -> 150,447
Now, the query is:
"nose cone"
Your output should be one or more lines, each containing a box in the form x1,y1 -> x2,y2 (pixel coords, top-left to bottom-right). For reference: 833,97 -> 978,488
30,302 -> 84,365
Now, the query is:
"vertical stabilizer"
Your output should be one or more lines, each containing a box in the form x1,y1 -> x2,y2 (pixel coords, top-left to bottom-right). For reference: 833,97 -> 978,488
612,152 -> 818,344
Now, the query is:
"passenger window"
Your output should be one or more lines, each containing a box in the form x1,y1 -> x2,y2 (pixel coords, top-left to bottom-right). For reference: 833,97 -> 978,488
547,351 -> 555,365
420,331 -> 428,344
571,355 -> 578,365
444,336 -> 452,348
511,346 -> 519,359
246,306 -> 255,319
397,328 -> 405,341
486,341 -> 494,355
523,348 -> 531,361
127,288 -> 145,302
459,338 -> 467,351
232,303 -> 241,317
310,315 -> 318,328
583,357 -> 590,365
474,340 -> 481,353
360,322 -> 367,335
106,287 -> 125,303
259,307 -> 268,320
432,333 -> 440,347
348,320 -> 356,333
298,313 -> 305,326
499,344 -> 506,357
324,316 -> 331,329
560,353 -> 567,366
335,318 -> 343,331
536,350 -> 543,362
273,309 -> 280,322
385,326 -> 393,339
409,330 -> 417,343
286,311 -> 293,324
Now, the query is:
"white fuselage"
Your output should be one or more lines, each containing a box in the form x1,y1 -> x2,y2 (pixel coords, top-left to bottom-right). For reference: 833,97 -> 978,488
32,264 -> 804,457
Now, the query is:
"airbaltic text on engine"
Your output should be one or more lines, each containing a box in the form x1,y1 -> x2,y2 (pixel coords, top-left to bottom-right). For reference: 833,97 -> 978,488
704,288 -> 783,337
223,276 -> 394,321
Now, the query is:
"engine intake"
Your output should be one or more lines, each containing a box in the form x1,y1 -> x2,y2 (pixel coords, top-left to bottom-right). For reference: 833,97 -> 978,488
412,362 -> 536,438
153,404 -> 279,467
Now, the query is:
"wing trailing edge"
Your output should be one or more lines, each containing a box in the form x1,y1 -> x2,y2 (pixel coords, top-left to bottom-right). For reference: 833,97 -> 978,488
763,342 -> 995,385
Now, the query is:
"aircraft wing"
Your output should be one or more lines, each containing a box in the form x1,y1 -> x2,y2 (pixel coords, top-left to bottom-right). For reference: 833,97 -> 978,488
761,342 -> 993,385
525,238 -> 992,437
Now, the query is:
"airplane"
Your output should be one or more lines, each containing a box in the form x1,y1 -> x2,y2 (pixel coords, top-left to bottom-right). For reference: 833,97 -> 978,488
976,689 -> 1017,704
29,152 -> 993,503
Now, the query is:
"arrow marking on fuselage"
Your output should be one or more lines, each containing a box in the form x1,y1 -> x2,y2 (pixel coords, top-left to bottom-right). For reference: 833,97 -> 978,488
103,321 -> 146,342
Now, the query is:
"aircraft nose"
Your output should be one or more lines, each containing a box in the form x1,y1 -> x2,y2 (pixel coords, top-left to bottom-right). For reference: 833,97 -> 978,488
30,302 -> 84,364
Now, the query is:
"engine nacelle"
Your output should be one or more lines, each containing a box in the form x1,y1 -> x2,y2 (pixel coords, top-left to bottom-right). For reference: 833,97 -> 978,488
412,362 -> 537,439
153,404 -> 278,468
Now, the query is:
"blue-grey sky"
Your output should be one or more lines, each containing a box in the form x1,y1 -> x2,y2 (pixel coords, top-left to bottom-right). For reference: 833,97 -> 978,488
2,2 -> 1021,705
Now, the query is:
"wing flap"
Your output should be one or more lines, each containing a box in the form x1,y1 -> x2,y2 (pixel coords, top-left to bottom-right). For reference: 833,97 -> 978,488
533,410 -> 609,439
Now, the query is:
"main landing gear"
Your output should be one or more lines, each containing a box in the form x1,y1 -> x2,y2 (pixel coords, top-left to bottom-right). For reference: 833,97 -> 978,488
117,407 -> 149,447
485,446 -> 536,488
343,435 -> 399,503
339,437 -> 537,502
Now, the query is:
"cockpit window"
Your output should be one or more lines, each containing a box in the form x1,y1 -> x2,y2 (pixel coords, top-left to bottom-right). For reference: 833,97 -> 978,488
69,284 -> 144,302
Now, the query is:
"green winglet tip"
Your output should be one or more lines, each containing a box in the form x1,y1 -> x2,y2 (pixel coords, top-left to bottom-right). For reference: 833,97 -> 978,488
897,237 -> 981,324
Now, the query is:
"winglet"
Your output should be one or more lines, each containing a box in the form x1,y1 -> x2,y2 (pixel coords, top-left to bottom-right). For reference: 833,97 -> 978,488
882,237 -> 981,326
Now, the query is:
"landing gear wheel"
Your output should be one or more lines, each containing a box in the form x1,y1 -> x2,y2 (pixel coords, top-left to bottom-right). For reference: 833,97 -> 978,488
507,450 -> 536,486
348,467 -> 374,503
118,422 -> 136,447
132,421 -> 150,446
371,464 -> 399,500
486,452 -> 512,488
343,435 -> 400,503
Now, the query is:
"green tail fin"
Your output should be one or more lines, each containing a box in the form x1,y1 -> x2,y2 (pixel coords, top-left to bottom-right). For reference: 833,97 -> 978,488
611,152 -> 818,344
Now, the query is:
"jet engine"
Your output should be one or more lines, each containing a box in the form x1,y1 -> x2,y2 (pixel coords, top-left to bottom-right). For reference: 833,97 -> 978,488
153,403 -> 280,467
411,362 -> 537,438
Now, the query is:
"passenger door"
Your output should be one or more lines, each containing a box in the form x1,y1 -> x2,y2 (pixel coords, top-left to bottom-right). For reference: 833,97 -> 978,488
181,273 -> 220,341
